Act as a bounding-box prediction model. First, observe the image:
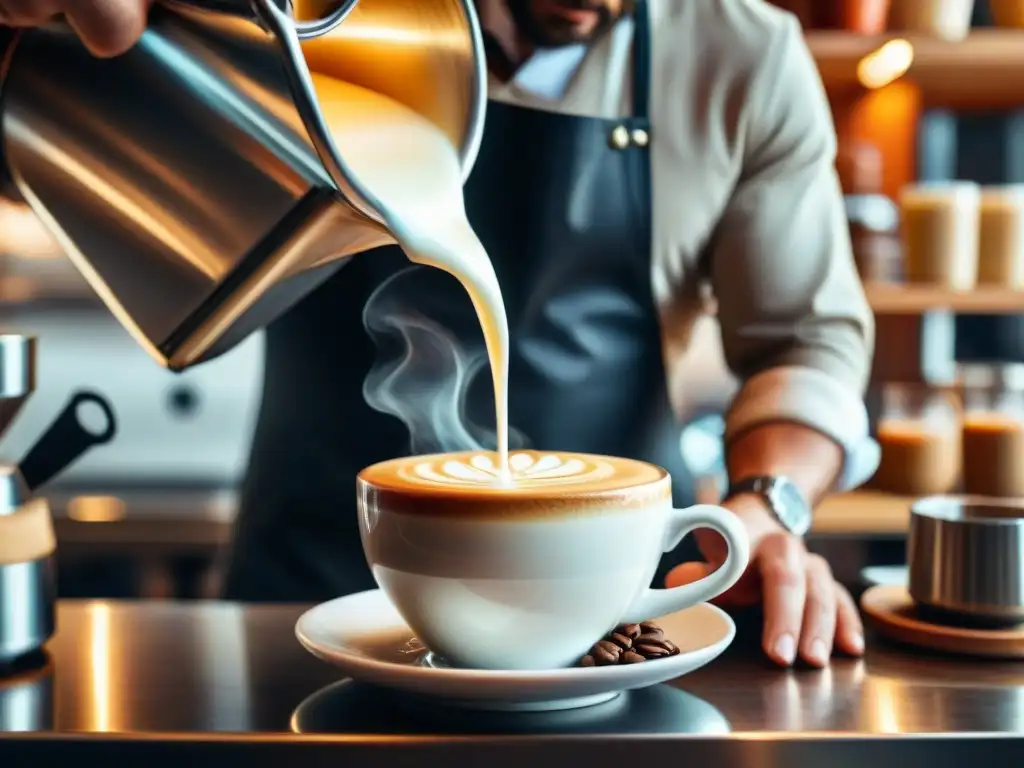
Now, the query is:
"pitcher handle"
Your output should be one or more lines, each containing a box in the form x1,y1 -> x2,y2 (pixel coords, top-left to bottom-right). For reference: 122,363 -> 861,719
171,0 -> 359,40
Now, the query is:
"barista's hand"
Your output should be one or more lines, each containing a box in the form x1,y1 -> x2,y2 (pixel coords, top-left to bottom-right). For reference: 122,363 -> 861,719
0,0 -> 150,57
665,495 -> 864,668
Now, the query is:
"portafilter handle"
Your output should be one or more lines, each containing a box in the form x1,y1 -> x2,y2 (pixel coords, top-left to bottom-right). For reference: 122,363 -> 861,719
170,0 -> 359,40
18,390 -> 117,492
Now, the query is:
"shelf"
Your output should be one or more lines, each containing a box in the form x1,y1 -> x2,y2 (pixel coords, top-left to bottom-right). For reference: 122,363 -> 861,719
812,490 -> 911,536
807,29 -> 1024,108
864,283 -> 1024,314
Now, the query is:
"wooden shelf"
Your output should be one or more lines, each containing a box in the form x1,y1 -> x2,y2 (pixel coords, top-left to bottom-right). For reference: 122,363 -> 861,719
813,491 -> 912,536
808,29 -> 1024,109
864,283 -> 1024,314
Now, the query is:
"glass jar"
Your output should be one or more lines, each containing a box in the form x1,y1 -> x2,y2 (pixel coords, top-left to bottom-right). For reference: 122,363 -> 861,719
872,383 -> 961,496
960,363 -> 1024,498
900,181 -> 980,289
847,195 -> 901,283
978,185 -> 1024,288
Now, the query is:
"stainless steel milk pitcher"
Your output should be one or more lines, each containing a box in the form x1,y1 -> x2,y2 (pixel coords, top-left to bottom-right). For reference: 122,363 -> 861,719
0,0 -> 487,370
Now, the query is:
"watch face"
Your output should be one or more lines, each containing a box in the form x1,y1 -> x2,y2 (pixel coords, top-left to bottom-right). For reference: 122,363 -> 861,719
767,478 -> 812,537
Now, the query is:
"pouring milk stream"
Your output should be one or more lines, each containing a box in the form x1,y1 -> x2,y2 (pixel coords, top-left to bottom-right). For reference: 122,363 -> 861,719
282,0 -> 509,481
306,73 -> 514,482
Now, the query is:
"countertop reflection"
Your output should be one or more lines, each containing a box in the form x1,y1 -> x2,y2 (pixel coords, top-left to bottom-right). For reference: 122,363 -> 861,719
2,601 -> 1024,763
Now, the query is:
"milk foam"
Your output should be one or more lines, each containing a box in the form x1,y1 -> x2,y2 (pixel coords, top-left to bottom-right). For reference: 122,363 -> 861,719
399,451 -> 618,488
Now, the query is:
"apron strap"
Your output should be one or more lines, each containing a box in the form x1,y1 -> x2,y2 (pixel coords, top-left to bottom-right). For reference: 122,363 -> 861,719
631,0 -> 650,121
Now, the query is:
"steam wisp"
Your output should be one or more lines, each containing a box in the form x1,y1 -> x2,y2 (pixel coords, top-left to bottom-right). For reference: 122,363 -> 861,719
362,266 -> 528,461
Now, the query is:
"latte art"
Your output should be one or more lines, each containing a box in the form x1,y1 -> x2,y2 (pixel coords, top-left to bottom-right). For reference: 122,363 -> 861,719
402,452 -> 617,488
359,450 -> 670,512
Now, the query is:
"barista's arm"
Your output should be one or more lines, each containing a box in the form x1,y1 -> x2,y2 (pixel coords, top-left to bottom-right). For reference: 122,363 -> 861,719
676,15 -> 872,668
709,15 -> 876,503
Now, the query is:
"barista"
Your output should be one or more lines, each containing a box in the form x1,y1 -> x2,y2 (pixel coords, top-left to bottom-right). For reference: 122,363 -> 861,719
0,0 -> 878,669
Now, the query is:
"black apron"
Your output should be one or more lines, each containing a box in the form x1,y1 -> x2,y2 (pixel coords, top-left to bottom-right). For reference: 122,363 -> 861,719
223,1 -> 698,602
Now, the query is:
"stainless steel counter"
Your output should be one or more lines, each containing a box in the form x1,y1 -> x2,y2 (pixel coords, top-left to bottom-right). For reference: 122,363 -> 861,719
1,601 -> 1023,765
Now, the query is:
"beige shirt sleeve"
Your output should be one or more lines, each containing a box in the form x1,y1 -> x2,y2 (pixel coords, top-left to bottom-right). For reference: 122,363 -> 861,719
710,15 -> 877,487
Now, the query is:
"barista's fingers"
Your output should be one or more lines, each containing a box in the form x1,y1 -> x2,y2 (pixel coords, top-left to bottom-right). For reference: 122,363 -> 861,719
0,0 -> 63,25
834,583 -> 866,657
63,0 -> 150,57
799,555 -> 836,668
758,532 -> 807,667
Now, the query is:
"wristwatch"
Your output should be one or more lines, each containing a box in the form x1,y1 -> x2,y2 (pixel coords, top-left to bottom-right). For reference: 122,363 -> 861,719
724,476 -> 812,537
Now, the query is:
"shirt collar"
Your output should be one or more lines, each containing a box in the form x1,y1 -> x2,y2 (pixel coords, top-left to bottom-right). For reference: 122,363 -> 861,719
476,0 -> 589,100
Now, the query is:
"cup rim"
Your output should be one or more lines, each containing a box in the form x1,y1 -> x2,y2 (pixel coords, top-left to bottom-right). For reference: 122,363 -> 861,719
911,494 -> 1024,525
356,449 -> 672,519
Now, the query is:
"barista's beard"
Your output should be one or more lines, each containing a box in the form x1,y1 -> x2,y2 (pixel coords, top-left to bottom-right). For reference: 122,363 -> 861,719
505,0 -> 617,47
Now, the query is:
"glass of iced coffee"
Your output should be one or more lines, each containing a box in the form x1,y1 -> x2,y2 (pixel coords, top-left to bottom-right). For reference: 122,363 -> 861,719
900,181 -> 980,289
961,363 -> 1024,498
978,185 -> 1024,289
872,383 -> 961,496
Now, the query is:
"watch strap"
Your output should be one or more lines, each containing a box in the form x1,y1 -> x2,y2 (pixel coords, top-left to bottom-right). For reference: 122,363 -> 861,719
724,475 -> 812,537
725,476 -> 772,499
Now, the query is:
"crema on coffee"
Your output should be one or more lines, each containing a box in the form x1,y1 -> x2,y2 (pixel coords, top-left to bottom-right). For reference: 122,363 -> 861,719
358,450 -> 671,518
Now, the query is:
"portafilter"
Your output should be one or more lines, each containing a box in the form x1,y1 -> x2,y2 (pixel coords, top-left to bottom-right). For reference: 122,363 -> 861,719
0,335 -> 118,667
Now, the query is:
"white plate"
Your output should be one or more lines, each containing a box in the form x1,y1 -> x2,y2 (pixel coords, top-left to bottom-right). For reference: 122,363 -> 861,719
295,588 -> 735,712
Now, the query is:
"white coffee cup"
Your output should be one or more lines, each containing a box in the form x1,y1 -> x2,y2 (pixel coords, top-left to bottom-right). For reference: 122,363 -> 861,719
357,449 -> 750,670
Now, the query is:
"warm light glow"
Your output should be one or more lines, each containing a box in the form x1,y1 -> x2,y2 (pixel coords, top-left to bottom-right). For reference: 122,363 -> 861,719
68,496 -> 127,523
857,39 -> 915,90
305,24 -> 465,47
88,603 -> 112,732
866,677 -> 903,733
0,203 -> 61,258
849,79 -> 921,200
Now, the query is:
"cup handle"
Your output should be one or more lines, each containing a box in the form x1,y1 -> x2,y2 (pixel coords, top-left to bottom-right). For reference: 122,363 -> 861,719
619,504 -> 750,624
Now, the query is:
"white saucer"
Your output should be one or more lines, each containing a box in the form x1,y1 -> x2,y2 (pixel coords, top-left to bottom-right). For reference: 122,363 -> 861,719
295,588 -> 736,712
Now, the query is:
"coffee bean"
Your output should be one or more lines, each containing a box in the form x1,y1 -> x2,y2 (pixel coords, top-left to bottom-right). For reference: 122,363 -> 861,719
635,632 -> 663,645
619,623 -> 642,639
576,621 -> 677,667
635,643 -> 671,658
610,632 -> 633,650
593,640 -> 622,665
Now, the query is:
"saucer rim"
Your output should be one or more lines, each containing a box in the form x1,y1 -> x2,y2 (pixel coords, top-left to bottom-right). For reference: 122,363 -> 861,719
294,588 -> 736,681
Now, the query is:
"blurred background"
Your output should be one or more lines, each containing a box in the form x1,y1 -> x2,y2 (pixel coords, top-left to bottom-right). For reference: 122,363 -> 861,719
3,0 -> 1024,600
0,199 -> 264,600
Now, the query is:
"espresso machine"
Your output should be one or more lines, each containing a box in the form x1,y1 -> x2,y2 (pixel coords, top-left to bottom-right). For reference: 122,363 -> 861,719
0,334 -> 117,668
0,0 -> 487,371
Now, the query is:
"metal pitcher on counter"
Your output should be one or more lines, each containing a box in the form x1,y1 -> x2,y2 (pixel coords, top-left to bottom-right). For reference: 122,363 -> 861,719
0,0 -> 487,370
